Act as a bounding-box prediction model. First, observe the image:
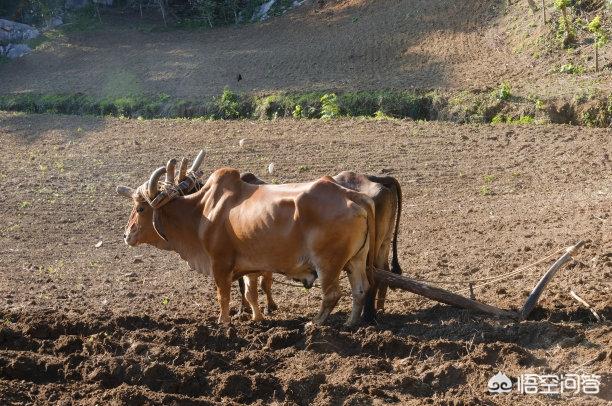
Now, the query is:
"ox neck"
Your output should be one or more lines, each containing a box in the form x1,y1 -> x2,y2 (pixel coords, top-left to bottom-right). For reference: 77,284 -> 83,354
156,194 -> 204,250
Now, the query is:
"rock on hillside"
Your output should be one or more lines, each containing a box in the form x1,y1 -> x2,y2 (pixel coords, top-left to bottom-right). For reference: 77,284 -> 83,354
0,19 -> 39,43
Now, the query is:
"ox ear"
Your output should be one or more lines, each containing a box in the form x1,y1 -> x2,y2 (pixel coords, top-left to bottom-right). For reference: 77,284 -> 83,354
152,209 -> 168,242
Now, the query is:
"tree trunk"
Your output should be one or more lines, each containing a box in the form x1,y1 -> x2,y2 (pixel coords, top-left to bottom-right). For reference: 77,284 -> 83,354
159,0 -> 167,27
561,7 -> 574,46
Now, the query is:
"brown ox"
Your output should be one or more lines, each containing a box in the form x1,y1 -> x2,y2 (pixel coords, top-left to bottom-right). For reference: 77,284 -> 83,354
117,155 -> 376,326
239,171 -> 403,322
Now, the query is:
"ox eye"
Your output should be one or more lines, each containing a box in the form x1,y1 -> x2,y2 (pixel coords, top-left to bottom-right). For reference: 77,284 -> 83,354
137,206 -> 145,213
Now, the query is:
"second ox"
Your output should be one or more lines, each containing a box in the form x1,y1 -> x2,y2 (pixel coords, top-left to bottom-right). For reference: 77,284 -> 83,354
239,171 -> 403,322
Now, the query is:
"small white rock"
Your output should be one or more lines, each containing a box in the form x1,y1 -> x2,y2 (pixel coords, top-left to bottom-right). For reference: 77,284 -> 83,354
239,138 -> 246,148
268,163 -> 275,174
94,241 -> 103,248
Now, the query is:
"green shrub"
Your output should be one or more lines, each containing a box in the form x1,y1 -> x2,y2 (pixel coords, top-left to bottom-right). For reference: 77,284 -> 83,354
320,93 -> 339,119
495,82 -> 512,101
61,4 -> 102,33
378,91 -> 429,119
554,0 -> 576,47
491,114 -> 505,124
513,115 -> 535,124
255,94 -> 293,119
292,104 -> 302,119
338,92 -> 379,116
214,87 -> 253,119
559,63 -> 585,74
490,114 -> 534,125
373,110 -> 393,120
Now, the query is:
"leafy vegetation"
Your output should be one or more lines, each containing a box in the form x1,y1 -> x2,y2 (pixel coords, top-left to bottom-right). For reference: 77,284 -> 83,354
554,0 -> 576,47
0,0 -> 63,26
292,104 -> 302,119
495,82 -> 512,101
60,4 -> 102,33
479,174 -> 496,196
0,89 -> 609,127
587,15 -> 608,71
1,0 -> 298,30
491,114 -> 535,125
558,63 -> 585,74
320,93 -> 339,119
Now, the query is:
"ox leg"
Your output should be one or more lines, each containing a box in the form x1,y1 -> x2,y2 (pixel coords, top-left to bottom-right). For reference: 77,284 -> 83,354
237,277 -> 251,316
376,263 -> 391,312
262,272 -> 278,315
363,251 -> 389,323
213,267 -> 233,325
312,272 -> 341,325
362,280 -> 378,323
345,248 -> 370,327
244,273 -> 264,321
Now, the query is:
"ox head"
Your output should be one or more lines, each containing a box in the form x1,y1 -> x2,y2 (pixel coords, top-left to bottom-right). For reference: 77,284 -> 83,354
116,150 -> 205,247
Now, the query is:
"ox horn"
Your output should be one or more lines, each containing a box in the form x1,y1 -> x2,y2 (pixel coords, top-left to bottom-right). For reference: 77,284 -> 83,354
116,186 -> 134,198
177,157 -> 188,183
147,166 -> 167,198
188,150 -> 205,173
165,158 -> 177,184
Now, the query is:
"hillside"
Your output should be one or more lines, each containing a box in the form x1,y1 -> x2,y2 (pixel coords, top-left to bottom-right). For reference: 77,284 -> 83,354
0,0 -> 609,100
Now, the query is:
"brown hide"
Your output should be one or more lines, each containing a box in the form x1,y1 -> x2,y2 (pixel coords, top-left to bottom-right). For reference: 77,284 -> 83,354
239,171 -> 403,320
121,167 -> 375,326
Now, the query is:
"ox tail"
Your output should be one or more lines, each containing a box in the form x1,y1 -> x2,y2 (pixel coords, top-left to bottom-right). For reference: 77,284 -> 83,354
388,176 -> 403,275
358,195 -> 378,324
362,196 -> 376,289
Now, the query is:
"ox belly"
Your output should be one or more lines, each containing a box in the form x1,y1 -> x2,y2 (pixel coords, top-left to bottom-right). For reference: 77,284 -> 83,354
235,254 -> 318,289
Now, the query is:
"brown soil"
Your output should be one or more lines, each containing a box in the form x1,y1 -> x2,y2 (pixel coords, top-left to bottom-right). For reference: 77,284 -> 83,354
0,112 -> 610,405
0,0 -> 609,99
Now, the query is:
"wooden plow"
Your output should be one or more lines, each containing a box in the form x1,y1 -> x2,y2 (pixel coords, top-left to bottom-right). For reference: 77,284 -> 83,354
373,241 -> 584,320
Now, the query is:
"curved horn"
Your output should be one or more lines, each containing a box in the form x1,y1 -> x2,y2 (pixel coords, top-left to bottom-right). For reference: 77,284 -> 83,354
116,185 -> 134,198
147,166 -> 166,198
165,158 -> 177,184
177,157 -> 188,183
188,150 -> 205,173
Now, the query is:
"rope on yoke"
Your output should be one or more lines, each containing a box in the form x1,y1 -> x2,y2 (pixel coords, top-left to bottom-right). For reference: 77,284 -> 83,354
137,170 -> 204,209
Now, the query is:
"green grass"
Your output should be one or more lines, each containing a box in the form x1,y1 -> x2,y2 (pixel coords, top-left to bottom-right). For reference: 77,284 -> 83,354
0,89 -> 608,127
494,82 -> 512,101
24,32 -> 59,50
559,63 -> 585,74
491,114 -> 535,125
60,5 -> 103,33
0,90 -> 435,121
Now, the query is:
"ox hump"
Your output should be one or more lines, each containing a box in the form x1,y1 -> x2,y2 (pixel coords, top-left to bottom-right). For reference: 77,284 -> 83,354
208,167 -> 242,186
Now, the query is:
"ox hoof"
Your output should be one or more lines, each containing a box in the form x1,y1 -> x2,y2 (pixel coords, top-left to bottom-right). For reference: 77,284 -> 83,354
306,318 -> 326,329
233,312 -> 250,322
265,303 -> 278,315
218,317 -> 232,326
305,321 -> 320,329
